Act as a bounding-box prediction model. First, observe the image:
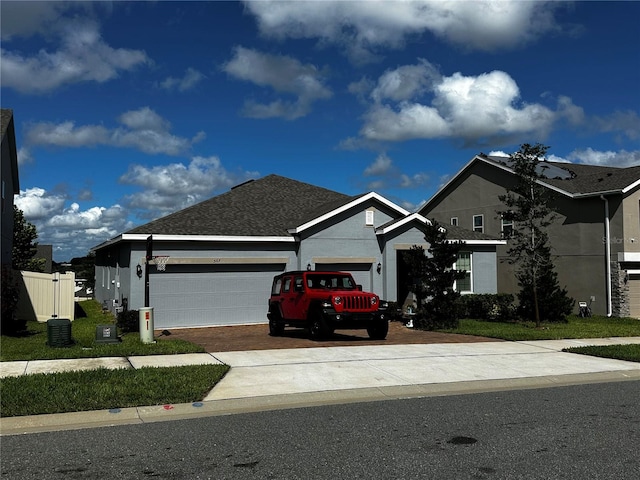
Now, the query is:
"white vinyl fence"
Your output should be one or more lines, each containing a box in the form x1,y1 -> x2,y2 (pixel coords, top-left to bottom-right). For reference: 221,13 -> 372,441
16,270 -> 76,322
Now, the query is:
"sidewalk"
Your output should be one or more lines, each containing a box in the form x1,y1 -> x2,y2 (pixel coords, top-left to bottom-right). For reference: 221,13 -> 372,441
2,337 -> 640,435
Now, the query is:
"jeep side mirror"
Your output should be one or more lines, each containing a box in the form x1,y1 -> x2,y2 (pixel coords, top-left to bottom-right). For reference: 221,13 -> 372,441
356,285 -> 363,291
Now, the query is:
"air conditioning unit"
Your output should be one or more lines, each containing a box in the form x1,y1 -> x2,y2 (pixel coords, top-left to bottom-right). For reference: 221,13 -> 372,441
47,318 -> 73,348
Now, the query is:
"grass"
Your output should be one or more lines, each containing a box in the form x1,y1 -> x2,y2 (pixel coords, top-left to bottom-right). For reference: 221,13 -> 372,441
0,364 -> 230,417
1,300 -> 225,418
563,344 -> 640,363
443,315 -> 640,341
0,300 -> 205,361
440,315 -> 640,363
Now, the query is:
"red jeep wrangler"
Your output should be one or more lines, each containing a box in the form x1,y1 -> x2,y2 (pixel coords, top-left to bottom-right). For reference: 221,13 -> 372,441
267,271 -> 389,340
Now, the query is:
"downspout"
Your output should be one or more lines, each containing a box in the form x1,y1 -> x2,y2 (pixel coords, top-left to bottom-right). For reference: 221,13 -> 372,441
600,195 -> 612,317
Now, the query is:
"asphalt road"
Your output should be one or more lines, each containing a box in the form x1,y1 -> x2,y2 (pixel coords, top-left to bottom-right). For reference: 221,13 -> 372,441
2,381 -> 639,479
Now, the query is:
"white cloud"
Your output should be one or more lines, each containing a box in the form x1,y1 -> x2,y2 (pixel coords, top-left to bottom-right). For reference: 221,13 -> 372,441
364,154 -> 393,176
1,17 -> 150,94
360,68 -> 555,145
25,107 -> 200,156
119,156 -> 259,217
244,0 -> 567,63
371,59 -> 441,103
222,46 -> 332,120
563,148 -> 640,168
15,187 -> 66,220
14,187 -> 131,260
160,68 -> 205,92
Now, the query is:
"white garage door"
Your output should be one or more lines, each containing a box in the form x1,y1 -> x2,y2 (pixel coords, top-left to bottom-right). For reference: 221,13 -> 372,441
628,274 -> 640,318
149,264 -> 284,328
315,263 -> 373,292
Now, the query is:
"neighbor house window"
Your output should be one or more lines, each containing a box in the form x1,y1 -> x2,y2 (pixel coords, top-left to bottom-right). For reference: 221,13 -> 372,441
450,217 -> 458,226
455,251 -> 472,293
473,215 -> 484,233
501,217 -> 514,238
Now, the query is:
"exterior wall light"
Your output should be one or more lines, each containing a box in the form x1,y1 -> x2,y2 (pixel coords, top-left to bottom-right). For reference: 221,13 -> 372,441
307,263 -> 312,271
377,262 -> 382,274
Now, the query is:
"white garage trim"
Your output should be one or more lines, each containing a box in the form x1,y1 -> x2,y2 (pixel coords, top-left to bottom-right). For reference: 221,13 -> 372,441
313,257 -> 376,264
149,256 -> 288,265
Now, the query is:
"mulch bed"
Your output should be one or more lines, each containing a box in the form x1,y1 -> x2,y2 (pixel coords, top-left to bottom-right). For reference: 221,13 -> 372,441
157,321 -> 500,353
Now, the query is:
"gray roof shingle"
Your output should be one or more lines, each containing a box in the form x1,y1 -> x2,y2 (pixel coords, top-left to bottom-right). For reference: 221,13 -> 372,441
482,154 -> 640,195
126,174 -> 352,236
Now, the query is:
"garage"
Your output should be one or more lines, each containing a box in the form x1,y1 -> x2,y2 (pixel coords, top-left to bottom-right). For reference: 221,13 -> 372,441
628,274 -> 640,318
148,263 -> 285,328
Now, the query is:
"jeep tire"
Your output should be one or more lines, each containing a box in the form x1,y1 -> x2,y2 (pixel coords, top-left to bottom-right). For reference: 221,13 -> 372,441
366,320 -> 389,340
308,312 -> 329,340
268,309 -> 285,336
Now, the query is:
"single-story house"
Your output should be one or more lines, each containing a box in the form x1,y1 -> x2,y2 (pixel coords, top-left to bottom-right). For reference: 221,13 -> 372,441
93,174 -> 504,329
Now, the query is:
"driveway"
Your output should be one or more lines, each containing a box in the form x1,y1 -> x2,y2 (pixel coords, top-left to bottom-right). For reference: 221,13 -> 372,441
157,320 -> 499,353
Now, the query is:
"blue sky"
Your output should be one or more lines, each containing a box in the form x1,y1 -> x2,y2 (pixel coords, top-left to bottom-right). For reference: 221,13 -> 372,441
2,1 -> 639,261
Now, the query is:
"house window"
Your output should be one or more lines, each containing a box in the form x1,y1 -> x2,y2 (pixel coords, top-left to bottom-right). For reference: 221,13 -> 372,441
450,217 -> 458,226
473,215 -> 484,233
501,217 -> 514,238
456,251 -> 472,293
365,210 -> 374,226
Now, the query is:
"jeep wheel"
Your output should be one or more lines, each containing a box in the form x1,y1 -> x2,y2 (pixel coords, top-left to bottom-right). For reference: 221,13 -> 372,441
367,320 -> 389,340
268,311 -> 285,336
308,313 -> 328,340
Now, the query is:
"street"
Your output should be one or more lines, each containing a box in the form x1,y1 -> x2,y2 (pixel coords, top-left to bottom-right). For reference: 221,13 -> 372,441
2,380 -> 639,479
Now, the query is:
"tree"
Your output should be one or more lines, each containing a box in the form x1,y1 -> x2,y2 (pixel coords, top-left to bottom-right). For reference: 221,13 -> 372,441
403,220 -> 466,330
497,143 -> 574,326
12,206 -> 44,272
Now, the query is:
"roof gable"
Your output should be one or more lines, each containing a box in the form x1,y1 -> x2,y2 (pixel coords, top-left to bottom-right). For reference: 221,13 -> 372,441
421,154 -> 640,214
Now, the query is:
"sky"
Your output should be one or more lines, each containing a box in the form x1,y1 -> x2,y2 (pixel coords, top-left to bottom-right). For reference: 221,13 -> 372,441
2,1 -> 639,262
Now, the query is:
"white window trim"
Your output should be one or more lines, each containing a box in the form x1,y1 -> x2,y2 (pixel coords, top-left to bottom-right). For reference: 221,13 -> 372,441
473,214 -> 484,233
450,217 -> 458,226
365,210 -> 374,226
501,217 -> 514,238
454,251 -> 473,294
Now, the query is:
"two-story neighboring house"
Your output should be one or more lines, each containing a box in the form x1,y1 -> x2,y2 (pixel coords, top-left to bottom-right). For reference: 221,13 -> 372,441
94,174 -> 504,329
420,154 -> 640,318
1,109 -> 19,269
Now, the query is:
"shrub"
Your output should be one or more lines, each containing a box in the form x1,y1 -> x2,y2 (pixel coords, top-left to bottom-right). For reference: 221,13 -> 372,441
458,294 -> 515,322
117,309 -> 139,333
413,304 -> 460,330
1,267 -> 26,336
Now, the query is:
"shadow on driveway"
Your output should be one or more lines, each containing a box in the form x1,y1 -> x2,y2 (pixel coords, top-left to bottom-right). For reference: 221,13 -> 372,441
158,321 -> 501,353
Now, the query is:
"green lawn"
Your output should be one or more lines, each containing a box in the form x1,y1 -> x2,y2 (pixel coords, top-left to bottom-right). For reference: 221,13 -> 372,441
0,300 -> 205,361
444,315 -> 640,341
441,315 -> 640,362
1,364 -> 229,417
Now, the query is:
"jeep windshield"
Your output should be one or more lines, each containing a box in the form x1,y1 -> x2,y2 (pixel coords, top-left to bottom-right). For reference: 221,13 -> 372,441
307,274 -> 356,290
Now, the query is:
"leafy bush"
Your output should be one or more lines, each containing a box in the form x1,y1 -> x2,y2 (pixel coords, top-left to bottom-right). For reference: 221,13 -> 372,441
117,309 -> 139,333
1,267 -> 26,336
413,305 -> 460,330
458,294 -> 515,322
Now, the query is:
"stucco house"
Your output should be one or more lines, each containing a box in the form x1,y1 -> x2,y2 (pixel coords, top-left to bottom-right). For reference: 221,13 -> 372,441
93,174 -> 504,329
1,108 -> 19,269
419,154 -> 640,317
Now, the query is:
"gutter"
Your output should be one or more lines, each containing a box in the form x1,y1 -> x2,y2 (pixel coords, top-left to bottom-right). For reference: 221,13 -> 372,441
601,195 -> 613,317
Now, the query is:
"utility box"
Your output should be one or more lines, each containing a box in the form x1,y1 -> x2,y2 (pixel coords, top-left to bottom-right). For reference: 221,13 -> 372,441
47,318 -> 73,347
139,307 -> 155,344
95,324 -> 120,344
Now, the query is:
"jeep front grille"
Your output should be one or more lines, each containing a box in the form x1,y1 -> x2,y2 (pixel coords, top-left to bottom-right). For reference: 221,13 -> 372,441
343,295 -> 374,310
